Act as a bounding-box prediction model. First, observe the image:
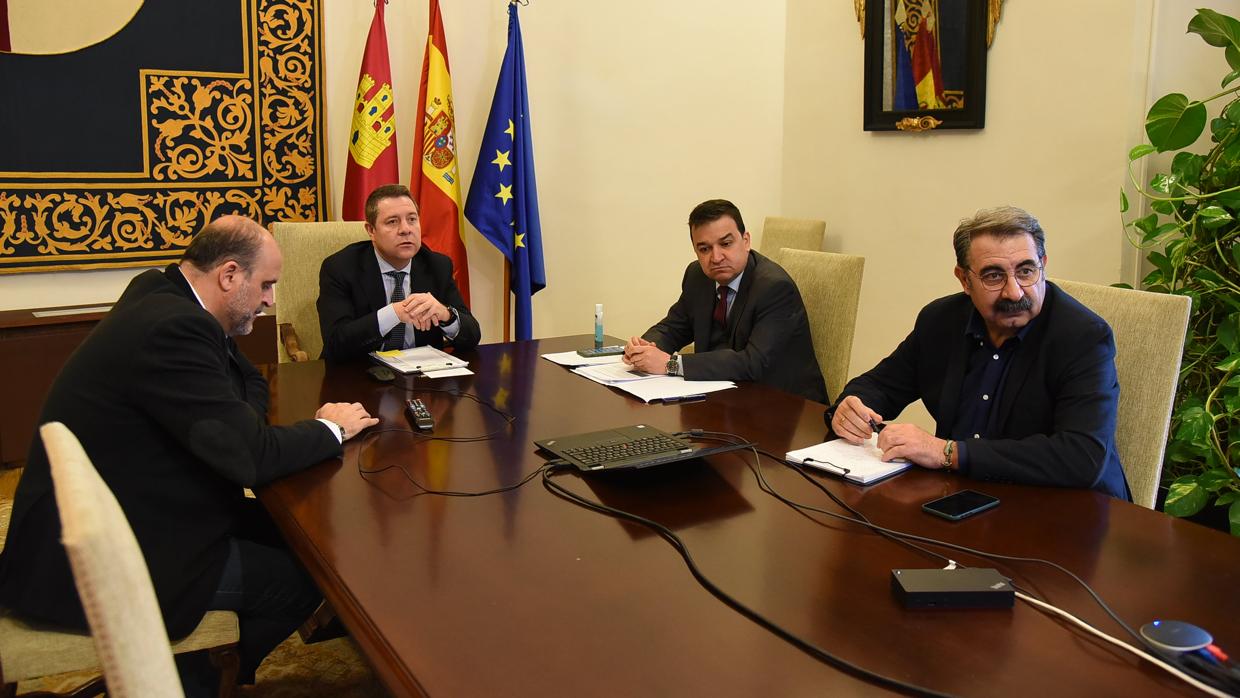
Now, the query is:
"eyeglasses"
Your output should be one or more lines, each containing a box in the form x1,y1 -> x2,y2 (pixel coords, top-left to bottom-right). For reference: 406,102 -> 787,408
966,264 -> 1043,291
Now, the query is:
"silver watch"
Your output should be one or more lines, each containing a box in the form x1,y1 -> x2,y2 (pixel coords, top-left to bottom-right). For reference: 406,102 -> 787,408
666,353 -> 680,376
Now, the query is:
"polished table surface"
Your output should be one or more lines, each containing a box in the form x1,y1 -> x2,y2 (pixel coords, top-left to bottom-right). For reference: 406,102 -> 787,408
258,336 -> 1240,697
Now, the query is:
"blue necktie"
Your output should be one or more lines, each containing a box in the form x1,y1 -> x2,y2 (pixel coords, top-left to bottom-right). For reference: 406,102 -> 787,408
383,271 -> 407,350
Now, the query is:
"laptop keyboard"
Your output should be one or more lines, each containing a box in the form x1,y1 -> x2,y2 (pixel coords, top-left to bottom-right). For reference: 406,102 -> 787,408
564,434 -> 691,467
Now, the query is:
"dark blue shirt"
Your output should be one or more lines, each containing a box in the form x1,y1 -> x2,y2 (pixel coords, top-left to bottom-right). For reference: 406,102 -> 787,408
951,310 -> 1037,472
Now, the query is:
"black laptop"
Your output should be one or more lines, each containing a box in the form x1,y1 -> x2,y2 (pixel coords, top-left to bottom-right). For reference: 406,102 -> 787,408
535,424 -> 750,472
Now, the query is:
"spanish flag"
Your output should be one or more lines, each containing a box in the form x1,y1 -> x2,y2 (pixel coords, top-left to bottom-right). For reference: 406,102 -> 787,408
411,0 -> 470,304
341,0 -> 398,222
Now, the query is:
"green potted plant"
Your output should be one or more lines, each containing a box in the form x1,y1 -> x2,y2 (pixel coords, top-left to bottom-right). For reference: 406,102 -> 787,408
1122,7 -> 1240,535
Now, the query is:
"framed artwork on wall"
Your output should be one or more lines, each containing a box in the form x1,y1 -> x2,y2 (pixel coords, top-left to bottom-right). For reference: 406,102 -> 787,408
861,0 -> 994,132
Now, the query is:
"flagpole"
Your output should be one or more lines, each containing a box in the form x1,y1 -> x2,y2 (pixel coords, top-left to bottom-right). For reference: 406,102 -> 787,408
503,258 -> 512,342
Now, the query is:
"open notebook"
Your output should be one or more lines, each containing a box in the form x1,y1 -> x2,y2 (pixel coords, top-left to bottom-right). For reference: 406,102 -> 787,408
785,435 -> 909,485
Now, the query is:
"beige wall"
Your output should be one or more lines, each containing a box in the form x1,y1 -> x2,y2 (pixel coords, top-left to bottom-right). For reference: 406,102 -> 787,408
780,0 -> 1165,422
2,0 -> 1232,384
0,1 -> 788,349
321,0 -> 788,344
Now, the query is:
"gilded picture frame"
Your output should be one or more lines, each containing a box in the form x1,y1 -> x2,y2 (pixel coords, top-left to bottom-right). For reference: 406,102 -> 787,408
861,0 -> 990,132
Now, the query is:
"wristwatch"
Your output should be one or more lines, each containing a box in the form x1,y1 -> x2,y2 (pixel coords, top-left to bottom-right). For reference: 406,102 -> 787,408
666,353 -> 680,376
336,423 -> 347,442
438,306 -> 459,327
941,440 -> 956,471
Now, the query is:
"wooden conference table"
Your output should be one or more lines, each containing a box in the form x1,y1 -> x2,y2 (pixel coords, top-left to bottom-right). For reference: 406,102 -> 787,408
258,336 -> 1240,697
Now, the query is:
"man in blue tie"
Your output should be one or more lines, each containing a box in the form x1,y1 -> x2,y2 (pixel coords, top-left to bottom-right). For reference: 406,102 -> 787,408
318,184 -> 480,362
623,199 -> 827,404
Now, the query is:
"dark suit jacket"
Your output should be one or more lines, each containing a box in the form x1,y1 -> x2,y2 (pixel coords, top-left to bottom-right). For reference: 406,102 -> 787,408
829,283 -> 1129,499
0,265 -> 341,637
643,251 -> 828,404
318,241 -> 480,362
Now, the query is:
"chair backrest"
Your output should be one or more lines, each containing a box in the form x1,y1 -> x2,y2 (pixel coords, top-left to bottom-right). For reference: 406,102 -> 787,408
1051,279 -> 1192,508
271,221 -> 369,362
41,422 -> 185,698
777,249 -> 866,402
758,216 -> 825,262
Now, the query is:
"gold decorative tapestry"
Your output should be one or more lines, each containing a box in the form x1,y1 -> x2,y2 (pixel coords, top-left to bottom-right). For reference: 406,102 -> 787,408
0,0 -> 328,273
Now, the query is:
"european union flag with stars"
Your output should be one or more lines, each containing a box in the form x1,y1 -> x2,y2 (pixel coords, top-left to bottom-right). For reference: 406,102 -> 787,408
464,2 -> 545,341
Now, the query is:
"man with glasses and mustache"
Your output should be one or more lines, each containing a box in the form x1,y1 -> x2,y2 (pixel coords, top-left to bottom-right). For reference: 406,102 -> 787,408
826,206 -> 1129,499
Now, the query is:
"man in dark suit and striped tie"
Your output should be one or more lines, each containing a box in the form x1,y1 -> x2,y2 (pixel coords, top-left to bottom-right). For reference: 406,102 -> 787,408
623,199 -> 828,404
318,184 -> 481,362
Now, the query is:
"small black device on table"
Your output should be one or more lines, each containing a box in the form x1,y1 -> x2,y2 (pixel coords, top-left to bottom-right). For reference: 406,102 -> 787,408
406,399 -> 434,431
922,489 -> 999,521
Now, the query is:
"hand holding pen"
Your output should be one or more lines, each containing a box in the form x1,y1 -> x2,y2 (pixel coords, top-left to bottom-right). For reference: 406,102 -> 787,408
830,395 -> 884,444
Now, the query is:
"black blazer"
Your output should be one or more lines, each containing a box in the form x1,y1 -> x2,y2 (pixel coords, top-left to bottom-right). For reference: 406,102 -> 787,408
0,265 -> 341,637
644,251 -> 828,404
317,241 -> 480,362
830,283 -> 1130,499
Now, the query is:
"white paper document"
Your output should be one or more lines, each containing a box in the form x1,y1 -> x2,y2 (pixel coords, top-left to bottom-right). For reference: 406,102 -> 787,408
573,362 -> 657,383
370,345 -> 472,375
570,364 -> 734,403
785,435 -> 910,485
541,350 -> 626,367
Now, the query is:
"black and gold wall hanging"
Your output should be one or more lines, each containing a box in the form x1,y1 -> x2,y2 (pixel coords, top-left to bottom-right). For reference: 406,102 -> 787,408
0,0 -> 328,273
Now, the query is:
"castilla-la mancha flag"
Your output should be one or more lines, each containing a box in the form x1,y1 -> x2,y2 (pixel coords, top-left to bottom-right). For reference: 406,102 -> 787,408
341,0 -> 398,221
411,0 -> 470,303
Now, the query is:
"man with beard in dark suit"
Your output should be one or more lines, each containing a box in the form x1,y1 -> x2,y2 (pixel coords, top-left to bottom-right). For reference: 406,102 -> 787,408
827,206 -> 1129,499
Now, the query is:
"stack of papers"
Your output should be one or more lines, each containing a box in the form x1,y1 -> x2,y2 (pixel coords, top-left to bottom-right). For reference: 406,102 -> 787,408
569,362 -> 735,403
540,350 -> 628,367
785,435 -> 909,485
370,345 -> 473,377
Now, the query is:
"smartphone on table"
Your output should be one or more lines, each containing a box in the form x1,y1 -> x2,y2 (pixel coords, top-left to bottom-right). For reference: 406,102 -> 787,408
922,489 -> 999,521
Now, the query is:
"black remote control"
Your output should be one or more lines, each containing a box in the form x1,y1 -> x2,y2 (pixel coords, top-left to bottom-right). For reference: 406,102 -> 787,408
406,399 -> 434,431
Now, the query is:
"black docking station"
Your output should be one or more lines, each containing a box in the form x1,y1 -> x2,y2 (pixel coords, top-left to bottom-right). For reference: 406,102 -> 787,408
891,568 -> 1014,609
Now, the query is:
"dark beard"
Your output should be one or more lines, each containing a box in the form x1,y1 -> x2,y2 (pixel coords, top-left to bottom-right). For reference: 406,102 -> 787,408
995,296 -> 1033,313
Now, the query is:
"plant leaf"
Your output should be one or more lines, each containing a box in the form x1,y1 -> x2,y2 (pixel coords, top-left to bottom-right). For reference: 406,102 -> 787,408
1218,491 -> 1240,506
1224,69 -> 1240,87
1120,189 -> 1129,213
1152,199 -> 1176,216
1194,267 -> 1228,288
1228,43 -> 1240,71
1231,500 -> 1240,536
1165,476 -> 1208,516
1188,7 -> 1240,48
1174,404 -> 1213,449
1218,353 -> 1240,371
1146,94 -> 1208,151
1172,152 -> 1205,187
1200,205 -> 1233,228
1200,469 -> 1235,491
1151,173 -> 1177,194
1129,144 -> 1156,161
1212,116 -> 1234,142
1134,212 -> 1158,237
1219,312 -> 1240,353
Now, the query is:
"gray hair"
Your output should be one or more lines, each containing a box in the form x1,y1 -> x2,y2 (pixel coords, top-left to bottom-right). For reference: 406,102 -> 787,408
951,206 -> 1046,268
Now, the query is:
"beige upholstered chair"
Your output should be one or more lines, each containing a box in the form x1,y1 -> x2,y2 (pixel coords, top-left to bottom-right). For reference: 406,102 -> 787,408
758,216 -> 825,262
1052,280 -> 1192,509
0,423 -> 240,697
778,249 -> 866,402
271,221 -> 369,362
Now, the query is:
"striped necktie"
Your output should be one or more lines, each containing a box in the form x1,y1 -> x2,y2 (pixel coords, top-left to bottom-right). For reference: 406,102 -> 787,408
383,270 -> 407,350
